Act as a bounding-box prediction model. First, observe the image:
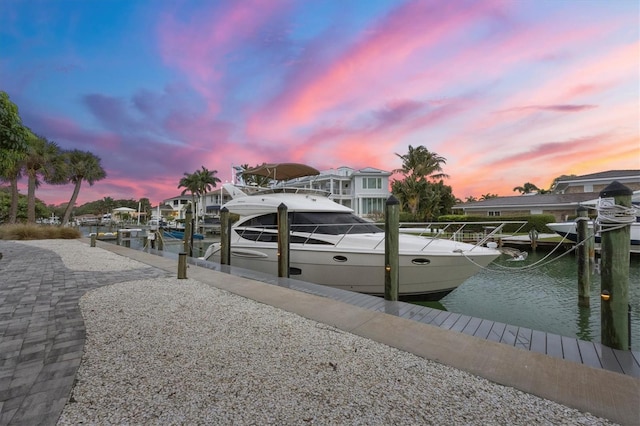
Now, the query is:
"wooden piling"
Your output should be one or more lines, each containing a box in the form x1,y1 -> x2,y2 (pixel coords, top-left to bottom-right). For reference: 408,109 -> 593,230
277,203 -> 290,278
122,230 -> 131,248
576,206 -> 590,308
177,252 -> 187,279
184,208 -> 193,257
220,207 -> 231,265
384,196 -> 399,301
90,234 -> 96,247
528,228 -> 538,251
586,215 -> 595,274
157,229 -> 164,251
599,181 -> 632,350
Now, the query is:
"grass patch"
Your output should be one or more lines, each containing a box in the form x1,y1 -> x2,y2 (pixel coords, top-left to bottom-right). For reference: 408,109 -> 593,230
0,224 -> 81,240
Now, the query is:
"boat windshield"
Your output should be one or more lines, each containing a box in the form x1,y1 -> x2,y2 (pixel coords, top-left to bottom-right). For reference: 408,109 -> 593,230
238,212 -> 383,235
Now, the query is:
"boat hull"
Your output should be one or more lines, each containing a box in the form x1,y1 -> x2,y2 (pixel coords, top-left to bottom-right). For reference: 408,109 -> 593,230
204,243 -> 498,299
547,222 -> 640,246
208,183 -> 501,299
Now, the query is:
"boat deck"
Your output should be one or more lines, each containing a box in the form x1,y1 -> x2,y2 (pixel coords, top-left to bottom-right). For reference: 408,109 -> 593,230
181,253 -> 640,378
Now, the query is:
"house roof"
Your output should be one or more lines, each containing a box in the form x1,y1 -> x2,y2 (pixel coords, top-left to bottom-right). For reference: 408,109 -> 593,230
164,194 -> 192,202
457,170 -> 640,210
455,192 -> 599,209
553,170 -> 639,193
352,167 -> 391,176
558,170 -> 639,181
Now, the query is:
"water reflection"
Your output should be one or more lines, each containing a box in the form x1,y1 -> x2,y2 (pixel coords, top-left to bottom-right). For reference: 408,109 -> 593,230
576,305 -> 592,342
436,251 -> 640,350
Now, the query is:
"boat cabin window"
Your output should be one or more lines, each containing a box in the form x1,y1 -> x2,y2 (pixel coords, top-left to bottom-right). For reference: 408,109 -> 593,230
236,229 -> 332,245
237,212 -> 382,235
290,212 -> 382,234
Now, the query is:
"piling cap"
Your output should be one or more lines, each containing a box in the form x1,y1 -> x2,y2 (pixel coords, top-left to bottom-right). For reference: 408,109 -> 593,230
386,195 -> 400,205
599,180 -> 633,197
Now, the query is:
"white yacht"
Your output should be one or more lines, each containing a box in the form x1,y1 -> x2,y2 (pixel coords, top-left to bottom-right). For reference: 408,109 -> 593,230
547,221 -> 639,250
547,190 -> 640,251
202,183 -> 501,299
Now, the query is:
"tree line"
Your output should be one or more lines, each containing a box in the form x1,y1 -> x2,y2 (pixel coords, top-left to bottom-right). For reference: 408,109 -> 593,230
0,91 -> 107,225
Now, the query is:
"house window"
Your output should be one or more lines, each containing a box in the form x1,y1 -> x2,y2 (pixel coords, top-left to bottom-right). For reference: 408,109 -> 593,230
362,177 -> 382,189
488,211 -> 501,217
362,198 -> 385,215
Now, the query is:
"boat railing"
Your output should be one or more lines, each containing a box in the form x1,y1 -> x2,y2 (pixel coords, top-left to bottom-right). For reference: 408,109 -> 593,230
398,221 -> 529,251
252,187 -> 331,197
233,220 -> 529,251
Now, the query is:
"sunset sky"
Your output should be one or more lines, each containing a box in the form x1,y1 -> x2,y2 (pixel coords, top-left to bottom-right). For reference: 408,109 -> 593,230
2,0 -> 639,206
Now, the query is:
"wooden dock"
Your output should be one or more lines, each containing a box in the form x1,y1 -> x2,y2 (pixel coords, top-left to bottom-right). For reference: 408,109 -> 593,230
184,255 -> 640,378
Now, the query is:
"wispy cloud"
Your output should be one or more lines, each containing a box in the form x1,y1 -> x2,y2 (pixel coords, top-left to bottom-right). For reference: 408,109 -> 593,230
2,0 -> 637,204
497,104 -> 597,113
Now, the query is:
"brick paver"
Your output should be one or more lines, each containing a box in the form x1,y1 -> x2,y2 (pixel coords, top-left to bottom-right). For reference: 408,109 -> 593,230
0,241 -> 170,426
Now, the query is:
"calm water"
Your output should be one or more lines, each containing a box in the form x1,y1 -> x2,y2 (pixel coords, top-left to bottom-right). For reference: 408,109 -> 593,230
94,228 -> 640,351
436,250 -> 640,351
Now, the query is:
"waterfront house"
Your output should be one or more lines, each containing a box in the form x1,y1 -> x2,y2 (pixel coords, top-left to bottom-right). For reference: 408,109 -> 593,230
454,170 -> 640,221
162,195 -> 192,221
282,166 -> 392,217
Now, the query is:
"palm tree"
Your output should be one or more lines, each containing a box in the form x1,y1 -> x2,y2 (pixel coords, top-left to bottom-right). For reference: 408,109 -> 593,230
0,91 -> 30,223
480,193 -> 498,200
178,171 -> 200,215
61,150 -> 107,225
101,196 -> 115,215
194,166 -> 221,229
391,176 -> 427,218
394,145 -> 449,182
513,182 -> 540,194
1,155 -> 23,224
23,134 -> 65,222
392,146 -> 451,220
179,166 -> 221,229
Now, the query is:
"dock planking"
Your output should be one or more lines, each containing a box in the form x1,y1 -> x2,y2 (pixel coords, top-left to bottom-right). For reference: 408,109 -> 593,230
460,316 -> 482,336
515,327 -> 533,350
183,255 -> 640,378
449,315 -> 473,333
530,330 -> 547,354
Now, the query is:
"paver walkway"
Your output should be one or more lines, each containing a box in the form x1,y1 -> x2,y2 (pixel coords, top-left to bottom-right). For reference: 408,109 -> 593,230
0,241 -> 170,425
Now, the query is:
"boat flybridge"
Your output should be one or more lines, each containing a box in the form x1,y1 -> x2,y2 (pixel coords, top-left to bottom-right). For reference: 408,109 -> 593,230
202,163 -> 501,299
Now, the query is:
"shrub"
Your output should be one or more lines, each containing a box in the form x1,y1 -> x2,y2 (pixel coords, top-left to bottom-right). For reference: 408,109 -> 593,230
58,227 -> 82,239
0,224 -> 81,240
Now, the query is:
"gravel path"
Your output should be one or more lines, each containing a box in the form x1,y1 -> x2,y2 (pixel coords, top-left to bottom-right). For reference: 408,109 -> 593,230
28,240 -> 613,425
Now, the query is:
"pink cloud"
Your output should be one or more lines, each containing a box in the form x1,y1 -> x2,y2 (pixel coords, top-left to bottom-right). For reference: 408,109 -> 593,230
247,0 -> 507,139
447,132 -> 637,198
157,0 -> 291,113
497,104 -> 597,113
